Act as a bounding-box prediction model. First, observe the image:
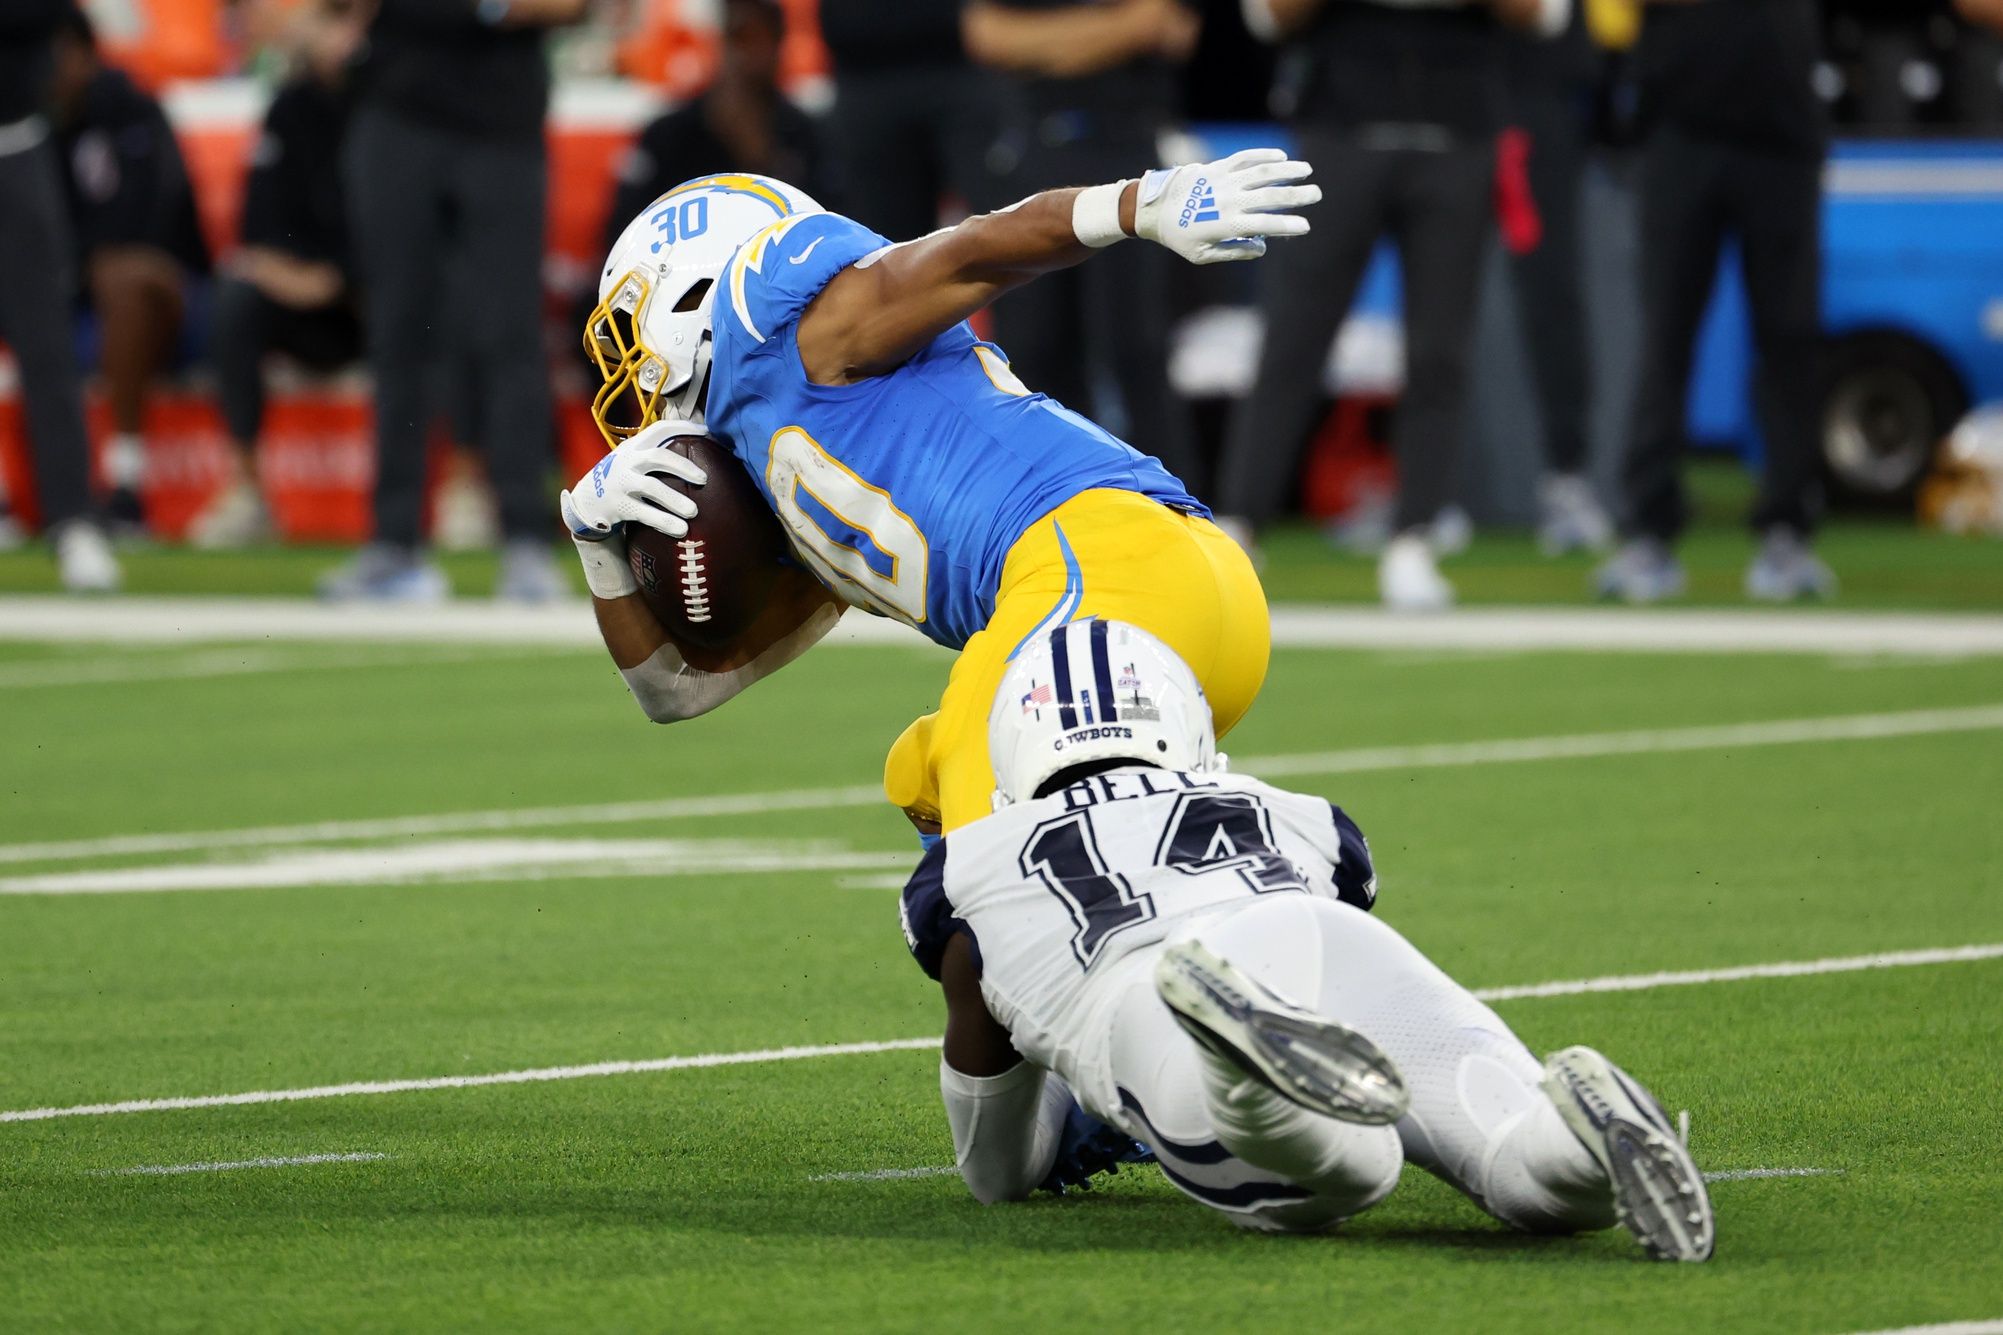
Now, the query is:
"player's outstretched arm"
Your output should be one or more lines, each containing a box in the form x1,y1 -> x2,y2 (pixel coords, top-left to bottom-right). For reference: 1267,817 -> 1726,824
797,148 -> 1318,384
936,935 -> 1072,1203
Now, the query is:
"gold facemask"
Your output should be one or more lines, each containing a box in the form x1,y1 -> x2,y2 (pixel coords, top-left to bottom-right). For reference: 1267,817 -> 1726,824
582,268 -> 673,450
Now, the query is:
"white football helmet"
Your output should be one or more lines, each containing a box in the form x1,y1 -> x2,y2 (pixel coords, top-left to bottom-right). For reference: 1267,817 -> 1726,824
989,619 -> 1220,808
583,173 -> 823,445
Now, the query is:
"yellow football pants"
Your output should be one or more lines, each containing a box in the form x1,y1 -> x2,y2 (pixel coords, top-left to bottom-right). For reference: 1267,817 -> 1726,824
883,489 -> 1271,832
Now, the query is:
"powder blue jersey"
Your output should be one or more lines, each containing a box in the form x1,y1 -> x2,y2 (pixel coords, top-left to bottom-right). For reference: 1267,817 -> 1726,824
706,210 -> 1205,650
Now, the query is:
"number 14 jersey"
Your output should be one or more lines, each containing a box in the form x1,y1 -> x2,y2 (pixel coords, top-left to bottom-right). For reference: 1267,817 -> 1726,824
900,766 -> 1379,1070
705,211 -> 1205,650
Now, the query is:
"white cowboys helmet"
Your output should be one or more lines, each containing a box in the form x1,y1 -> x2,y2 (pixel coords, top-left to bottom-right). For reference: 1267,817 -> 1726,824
989,619 -> 1220,808
583,173 -> 823,445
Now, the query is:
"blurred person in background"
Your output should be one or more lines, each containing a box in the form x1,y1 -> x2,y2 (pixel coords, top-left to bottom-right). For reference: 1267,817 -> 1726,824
1502,3 -> 1614,556
1596,0 -> 1833,604
321,0 -> 587,604
193,0 -> 366,549
87,0 -> 230,86
0,0 -> 121,590
818,0 -> 1003,242
601,0 -> 835,254
1214,0 -> 1568,612
50,4 -> 213,536
965,0 -> 1203,485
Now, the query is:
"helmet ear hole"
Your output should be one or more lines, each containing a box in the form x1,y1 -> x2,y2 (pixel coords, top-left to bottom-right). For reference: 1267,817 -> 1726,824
673,277 -> 714,313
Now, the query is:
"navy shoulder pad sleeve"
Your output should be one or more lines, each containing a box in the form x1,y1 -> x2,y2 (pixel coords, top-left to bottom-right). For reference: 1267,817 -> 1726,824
1328,805 -> 1378,911
898,841 -> 971,981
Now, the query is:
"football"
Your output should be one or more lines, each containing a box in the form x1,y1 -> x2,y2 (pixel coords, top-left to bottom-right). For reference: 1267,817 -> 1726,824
624,434 -> 792,651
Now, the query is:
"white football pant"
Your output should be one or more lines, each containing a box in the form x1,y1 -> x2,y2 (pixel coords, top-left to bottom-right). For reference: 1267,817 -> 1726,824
1098,895 -> 1617,1234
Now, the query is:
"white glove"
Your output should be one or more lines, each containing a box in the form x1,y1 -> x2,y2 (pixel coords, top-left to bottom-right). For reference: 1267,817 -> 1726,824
1132,148 -> 1319,265
558,419 -> 708,543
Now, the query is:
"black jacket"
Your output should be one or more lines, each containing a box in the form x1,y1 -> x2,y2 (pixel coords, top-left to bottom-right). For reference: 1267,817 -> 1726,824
354,0 -> 550,140
0,0 -> 70,124
1284,3 -> 1504,140
56,67 -> 211,275
240,78 -> 354,275
1637,0 -> 1826,157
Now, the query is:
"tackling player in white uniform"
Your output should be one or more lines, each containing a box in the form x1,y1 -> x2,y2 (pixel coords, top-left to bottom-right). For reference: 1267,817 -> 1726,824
899,620 -> 1715,1260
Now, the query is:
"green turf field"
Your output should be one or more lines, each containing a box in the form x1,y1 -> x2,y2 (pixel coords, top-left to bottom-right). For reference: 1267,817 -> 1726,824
2,627 -> 2000,1332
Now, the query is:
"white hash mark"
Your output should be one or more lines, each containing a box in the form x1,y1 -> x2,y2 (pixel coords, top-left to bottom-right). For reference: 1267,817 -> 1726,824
92,1152 -> 390,1177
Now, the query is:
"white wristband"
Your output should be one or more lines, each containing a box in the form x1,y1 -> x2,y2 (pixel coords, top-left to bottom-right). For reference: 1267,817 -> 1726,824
572,531 -> 640,600
1071,181 -> 1131,249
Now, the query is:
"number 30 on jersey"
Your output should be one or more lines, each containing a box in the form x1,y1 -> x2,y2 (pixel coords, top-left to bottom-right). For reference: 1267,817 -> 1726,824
765,426 -> 930,625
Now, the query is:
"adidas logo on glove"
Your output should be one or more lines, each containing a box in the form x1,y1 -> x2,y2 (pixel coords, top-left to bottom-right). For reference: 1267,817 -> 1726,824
1178,179 -> 1220,229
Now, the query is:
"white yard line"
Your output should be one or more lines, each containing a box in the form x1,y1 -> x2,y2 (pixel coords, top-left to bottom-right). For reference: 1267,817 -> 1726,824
0,839 -> 914,896
807,1166 -> 959,1183
1472,944 -> 2003,1002
834,874 -> 916,892
1248,704 -> 2003,780
91,1152 -> 389,1177
0,785 -> 885,868
7,702 -> 1999,869
0,645 -> 564,690
1266,607 -> 2003,658
4,596 -> 2002,657
1843,1323 -> 2003,1335
1703,1167 -> 1841,1183
4,942 -> 1995,1126
0,1038 -> 941,1124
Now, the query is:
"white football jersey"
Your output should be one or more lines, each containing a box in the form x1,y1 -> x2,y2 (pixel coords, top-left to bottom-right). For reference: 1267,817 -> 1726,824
900,765 -> 1376,1074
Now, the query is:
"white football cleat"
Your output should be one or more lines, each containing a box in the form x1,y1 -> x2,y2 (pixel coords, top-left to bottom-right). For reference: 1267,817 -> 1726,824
55,521 -> 122,594
434,462 -> 501,552
1542,1045 -> 1715,1262
1537,473 -> 1614,557
1379,533 -> 1454,612
1155,938 -> 1408,1126
317,543 -> 450,604
494,539 -> 573,603
1745,527 -> 1836,602
1431,504 -> 1474,557
188,480 -> 274,550
1594,538 -> 1686,604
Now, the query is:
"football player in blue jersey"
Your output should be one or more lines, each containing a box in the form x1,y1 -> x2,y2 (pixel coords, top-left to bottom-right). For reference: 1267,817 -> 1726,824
561,156 -> 1317,834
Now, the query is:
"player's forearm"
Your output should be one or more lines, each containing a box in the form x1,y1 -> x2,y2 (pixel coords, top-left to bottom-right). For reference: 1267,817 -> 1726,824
799,185 -> 1134,383
941,1059 -> 1073,1204
608,591 -> 842,725
592,590 -> 672,671
942,185 -> 1140,291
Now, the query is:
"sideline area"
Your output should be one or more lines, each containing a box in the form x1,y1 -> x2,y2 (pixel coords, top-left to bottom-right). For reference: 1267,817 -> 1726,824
3,594 -> 2003,657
